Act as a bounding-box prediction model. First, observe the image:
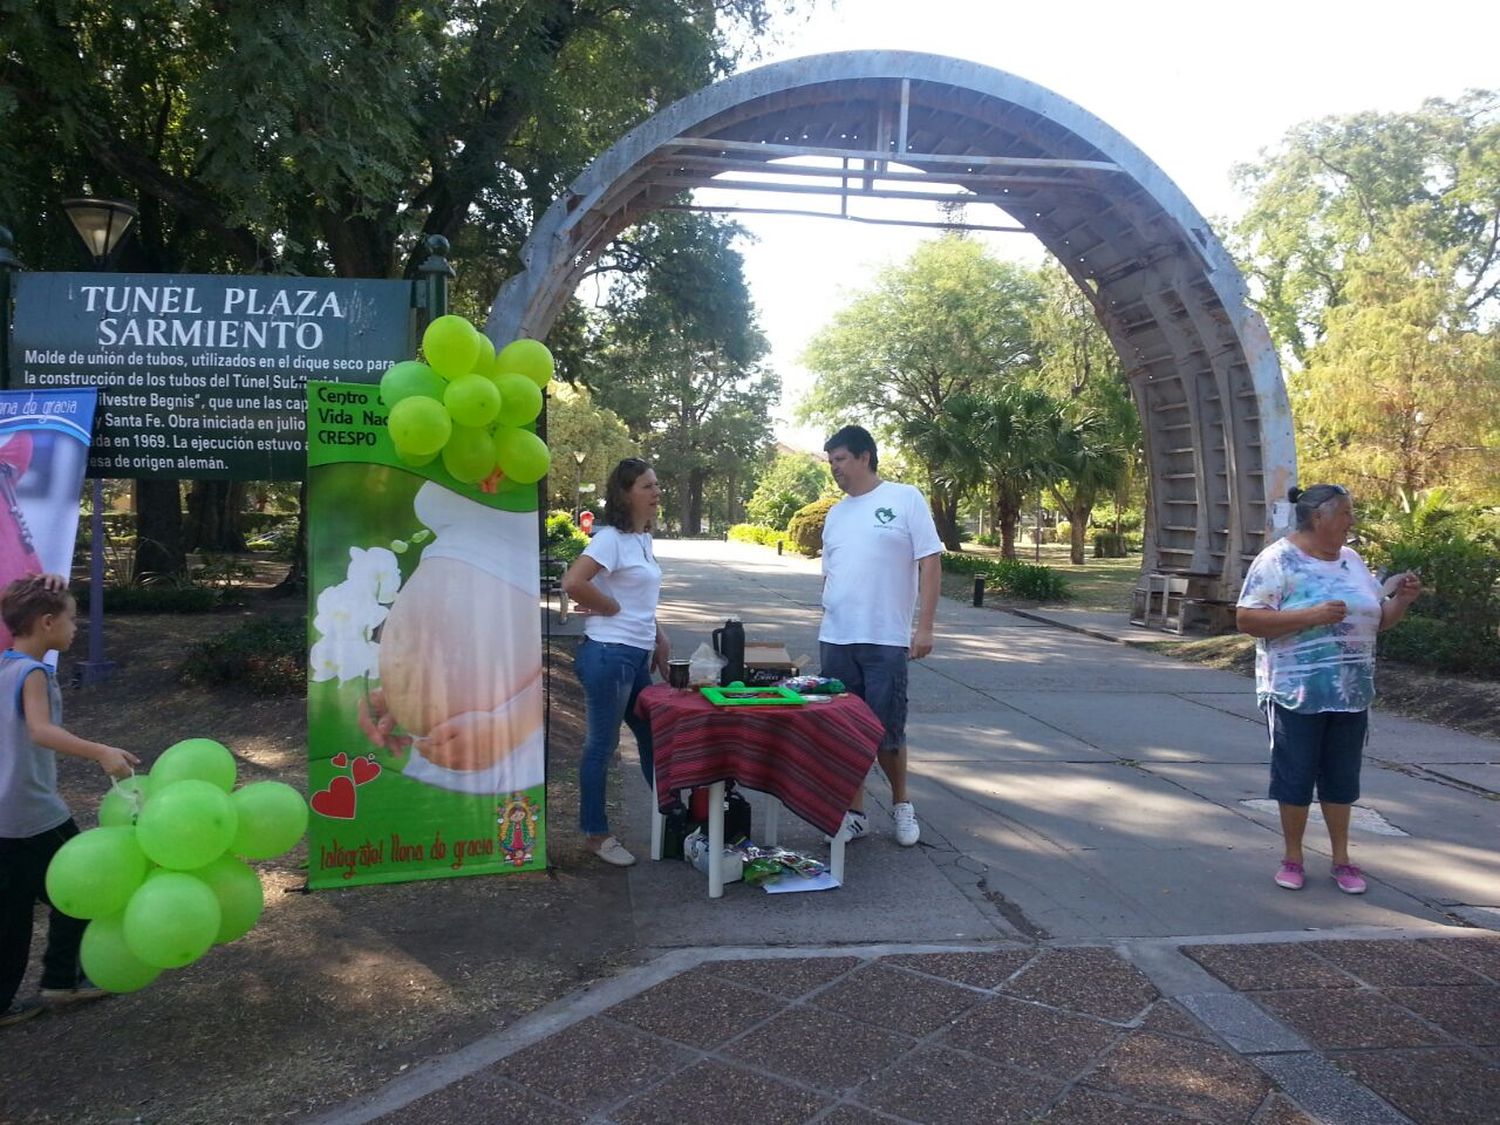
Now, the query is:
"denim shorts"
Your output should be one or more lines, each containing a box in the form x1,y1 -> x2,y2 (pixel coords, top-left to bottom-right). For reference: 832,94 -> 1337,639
820,642 -> 908,752
1267,704 -> 1367,806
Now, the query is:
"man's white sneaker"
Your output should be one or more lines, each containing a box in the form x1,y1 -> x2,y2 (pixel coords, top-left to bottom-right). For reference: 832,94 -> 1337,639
824,810 -> 868,844
891,802 -> 920,846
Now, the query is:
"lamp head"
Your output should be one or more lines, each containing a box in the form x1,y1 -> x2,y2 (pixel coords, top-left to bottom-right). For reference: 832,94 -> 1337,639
61,198 -> 138,266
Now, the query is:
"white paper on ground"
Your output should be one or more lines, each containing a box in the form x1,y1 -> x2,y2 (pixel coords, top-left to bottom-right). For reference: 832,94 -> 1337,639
763,872 -> 841,893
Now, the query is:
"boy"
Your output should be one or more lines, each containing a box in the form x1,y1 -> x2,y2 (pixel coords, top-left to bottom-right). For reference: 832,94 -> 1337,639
1,575 -> 137,1027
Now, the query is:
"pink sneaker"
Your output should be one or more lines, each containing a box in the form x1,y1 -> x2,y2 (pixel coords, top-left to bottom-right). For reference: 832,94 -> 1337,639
1274,861 -> 1305,890
1332,864 -> 1367,894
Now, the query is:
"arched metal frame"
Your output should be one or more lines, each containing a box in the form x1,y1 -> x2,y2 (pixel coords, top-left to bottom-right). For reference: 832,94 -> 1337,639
487,51 -> 1294,601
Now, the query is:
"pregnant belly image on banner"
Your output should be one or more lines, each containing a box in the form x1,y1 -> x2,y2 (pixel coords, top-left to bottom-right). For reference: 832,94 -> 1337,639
305,378 -> 547,889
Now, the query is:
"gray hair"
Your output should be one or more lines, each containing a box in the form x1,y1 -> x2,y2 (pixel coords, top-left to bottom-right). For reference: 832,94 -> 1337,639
1289,484 -> 1350,531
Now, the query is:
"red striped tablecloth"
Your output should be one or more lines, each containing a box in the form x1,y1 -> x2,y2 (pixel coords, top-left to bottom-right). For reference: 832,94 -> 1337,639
636,684 -> 883,837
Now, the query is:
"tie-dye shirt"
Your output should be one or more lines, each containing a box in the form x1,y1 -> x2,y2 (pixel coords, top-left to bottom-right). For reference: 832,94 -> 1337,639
1237,537 -> 1383,713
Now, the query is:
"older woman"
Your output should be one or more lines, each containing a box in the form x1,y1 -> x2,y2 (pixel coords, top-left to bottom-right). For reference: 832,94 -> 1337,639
561,459 -> 670,868
1237,484 -> 1421,894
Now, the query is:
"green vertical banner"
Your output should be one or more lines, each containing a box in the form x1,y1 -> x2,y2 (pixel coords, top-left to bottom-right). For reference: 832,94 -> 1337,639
305,381 -> 546,888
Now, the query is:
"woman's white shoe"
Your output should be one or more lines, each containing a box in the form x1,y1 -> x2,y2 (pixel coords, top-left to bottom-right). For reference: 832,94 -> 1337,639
594,836 -> 637,866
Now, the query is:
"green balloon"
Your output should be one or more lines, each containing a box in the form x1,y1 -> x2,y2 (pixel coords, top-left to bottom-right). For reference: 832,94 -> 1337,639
442,424 -> 498,484
444,373 -> 501,428
231,781 -> 309,859
45,827 -> 149,920
99,775 -> 152,828
135,779 -> 238,871
388,395 -> 452,458
471,332 -> 496,376
81,913 -> 162,993
493,374 -> 543,427
152,737 -> 236,793
397,447 -> 437,468
379,361 -> 445,407
423,314 -> 481,380
495,338 -> 554,388
493,426 -> 551,484
189,855 -> 264,944
123,872 -> 221,969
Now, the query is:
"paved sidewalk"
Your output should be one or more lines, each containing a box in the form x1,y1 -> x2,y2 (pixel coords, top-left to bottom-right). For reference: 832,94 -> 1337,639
323,930 -> 1500,1124
321,540 -> 1500,1124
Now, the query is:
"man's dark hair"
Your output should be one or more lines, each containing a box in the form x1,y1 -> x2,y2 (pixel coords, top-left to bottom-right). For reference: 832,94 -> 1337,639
823,425 -> 878,473
1,576 -> 70,638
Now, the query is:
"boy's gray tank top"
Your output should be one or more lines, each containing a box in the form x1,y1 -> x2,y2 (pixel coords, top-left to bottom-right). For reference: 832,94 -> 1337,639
0,651 -> 69,837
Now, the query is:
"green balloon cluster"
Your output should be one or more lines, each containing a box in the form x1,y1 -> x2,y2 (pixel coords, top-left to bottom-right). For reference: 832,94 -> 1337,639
45,738 -> 310,993
377,315 -> 554,485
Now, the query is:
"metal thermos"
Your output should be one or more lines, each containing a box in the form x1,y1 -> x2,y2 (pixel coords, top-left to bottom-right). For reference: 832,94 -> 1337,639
711,617 -> 745,686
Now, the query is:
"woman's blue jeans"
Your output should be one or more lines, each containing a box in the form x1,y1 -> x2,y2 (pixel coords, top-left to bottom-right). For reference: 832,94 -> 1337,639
574,638 -> 655,836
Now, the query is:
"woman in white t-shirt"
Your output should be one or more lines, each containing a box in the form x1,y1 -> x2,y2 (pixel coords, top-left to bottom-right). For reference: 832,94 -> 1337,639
561,459 -> 669,867
1237,484 -> 1421,896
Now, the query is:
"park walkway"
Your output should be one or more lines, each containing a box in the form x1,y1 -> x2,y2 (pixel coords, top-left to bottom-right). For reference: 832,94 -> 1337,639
320,539 -> 1500,1124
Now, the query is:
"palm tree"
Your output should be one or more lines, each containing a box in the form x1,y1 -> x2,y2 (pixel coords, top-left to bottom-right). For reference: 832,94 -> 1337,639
936,387 -> 1065,559
1047,410 -> 1130,564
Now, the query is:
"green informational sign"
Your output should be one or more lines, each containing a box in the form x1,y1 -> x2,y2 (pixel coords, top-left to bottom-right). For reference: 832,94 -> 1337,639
304,381 -> 546,888
7,272 -> 412,479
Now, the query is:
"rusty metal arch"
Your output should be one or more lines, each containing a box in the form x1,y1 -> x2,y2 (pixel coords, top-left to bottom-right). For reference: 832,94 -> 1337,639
486,50 -> 1294,601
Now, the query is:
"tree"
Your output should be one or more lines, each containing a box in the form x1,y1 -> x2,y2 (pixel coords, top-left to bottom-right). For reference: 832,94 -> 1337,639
1029,260 -> 1137,562
1046,412 -> 1129,564
581,213 -> 775,534
1,0 -> 802,571
1232,92 -> 1500,366
1294,216 -> 1500,504
541,384 -> 638,515
746,452 -> 833,529
799,236 -> 1042,547
915,386 -> 1064,559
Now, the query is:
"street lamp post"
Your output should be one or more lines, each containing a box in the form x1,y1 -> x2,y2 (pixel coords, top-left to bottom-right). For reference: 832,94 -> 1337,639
572,450 -> 586,521
62,196 -> 138,686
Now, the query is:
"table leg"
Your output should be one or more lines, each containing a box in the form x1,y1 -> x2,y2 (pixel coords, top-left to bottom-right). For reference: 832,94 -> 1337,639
650,800 -> 664,861
829,831 -> 845,885
763,796 -> 779,846
707,780 -> 726,899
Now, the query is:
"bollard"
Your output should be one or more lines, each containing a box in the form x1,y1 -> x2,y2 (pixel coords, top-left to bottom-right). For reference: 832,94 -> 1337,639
777,540 -> 783,556
972,576 -> 985,607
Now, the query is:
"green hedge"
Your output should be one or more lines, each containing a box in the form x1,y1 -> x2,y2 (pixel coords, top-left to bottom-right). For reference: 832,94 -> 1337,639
71,584 -> 220,614
941,552 -> 1071,601
728,524 -> 787,549
544,510 -> 589,565
1375,529 -> 1500,676
180,614 -> 307,695
786,497 -> 838,558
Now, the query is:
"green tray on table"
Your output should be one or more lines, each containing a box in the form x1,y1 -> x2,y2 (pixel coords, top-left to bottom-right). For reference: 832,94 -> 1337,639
699,685 -> 806,706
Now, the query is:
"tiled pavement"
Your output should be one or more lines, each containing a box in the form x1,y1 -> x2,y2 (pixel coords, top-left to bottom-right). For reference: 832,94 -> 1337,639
329,933 -> 1500,1124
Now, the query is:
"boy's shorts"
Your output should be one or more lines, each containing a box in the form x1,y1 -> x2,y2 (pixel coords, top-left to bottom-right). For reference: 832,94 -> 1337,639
820,642 -> 908,752
1267,704 -> 1367,806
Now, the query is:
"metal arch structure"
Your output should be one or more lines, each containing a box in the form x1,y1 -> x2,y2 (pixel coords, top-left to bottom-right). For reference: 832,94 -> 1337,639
486,50 -> 1295,602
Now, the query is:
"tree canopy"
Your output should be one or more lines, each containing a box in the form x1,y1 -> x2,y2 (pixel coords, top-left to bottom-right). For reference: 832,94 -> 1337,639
2,0 -> 799,291
579,212 -> 776,533
799,235 -> 1043,545
1234,92 -> 1500,506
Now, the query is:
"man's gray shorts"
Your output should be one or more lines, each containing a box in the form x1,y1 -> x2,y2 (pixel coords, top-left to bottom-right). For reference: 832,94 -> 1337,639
819,642 -> 908,752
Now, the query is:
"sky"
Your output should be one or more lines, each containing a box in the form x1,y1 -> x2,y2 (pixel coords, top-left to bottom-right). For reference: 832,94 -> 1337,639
706,0 -> 1500,451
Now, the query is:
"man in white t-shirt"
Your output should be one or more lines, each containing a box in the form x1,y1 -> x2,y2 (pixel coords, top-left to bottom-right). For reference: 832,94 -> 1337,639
819,425 -> 943,847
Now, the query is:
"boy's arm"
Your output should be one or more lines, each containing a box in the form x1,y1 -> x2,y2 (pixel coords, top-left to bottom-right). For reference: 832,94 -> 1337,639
21,669 -> 138,778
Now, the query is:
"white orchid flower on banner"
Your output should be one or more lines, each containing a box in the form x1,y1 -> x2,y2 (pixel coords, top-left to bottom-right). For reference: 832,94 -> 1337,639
347,546 -> 402,605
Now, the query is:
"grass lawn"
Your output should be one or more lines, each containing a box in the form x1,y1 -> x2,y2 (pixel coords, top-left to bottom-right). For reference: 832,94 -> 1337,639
952,541 -> 1143,611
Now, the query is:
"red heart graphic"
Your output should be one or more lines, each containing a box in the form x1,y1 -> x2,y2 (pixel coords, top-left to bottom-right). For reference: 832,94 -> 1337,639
310,776 -> 357,819
351,757 -> 382,786
331,752 -> 349,768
